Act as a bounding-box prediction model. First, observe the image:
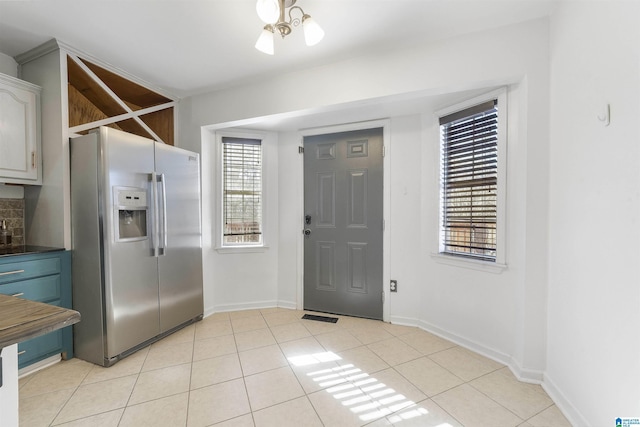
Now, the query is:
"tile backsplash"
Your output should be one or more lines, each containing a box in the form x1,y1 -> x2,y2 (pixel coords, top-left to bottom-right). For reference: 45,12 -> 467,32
0,198 -> 25,246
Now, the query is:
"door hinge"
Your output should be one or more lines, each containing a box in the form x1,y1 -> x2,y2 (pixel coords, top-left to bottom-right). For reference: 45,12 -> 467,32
298,146 -> 304,154
382,146 -> 386,157
382,291 -> 385,303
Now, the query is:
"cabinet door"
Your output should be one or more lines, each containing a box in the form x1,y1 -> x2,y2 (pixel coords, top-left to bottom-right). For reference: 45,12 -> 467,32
18,316 -> 64,369
0,251 -> 73,369
0,75 -> 41,183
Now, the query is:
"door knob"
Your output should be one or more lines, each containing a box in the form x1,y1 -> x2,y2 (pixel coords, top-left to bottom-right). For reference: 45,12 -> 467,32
304,229 -> 312,236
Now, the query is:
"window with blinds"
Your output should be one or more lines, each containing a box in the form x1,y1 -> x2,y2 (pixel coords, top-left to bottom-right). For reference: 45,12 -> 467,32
222,137 -> 262,245
439,99 -> 498,261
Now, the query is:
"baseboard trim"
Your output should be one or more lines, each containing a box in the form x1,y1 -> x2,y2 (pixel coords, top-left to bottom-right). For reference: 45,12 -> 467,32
277,300 -> 297,310
204,299 -> 298,318
509,358 -> 544,384
209,300 -> 279,314
542,373 -> 589,427
388,315 -> 420,328
18,355 -> 61,378
389,315 -> 589,425
415,318 -> 513,367
389,315 -> 544,383
198,308 -> 586,425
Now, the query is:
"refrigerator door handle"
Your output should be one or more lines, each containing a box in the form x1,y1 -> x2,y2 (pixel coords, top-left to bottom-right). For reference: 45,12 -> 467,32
150,172 -> 159,257
158,173 -> 168,256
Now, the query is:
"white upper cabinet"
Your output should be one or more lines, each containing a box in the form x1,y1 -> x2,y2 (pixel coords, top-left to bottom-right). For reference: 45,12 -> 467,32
0,73 -> 41,184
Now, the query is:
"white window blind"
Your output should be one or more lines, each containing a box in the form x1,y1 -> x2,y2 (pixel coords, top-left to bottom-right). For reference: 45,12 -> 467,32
440,99 -> 498,261
222,137 -> 262,245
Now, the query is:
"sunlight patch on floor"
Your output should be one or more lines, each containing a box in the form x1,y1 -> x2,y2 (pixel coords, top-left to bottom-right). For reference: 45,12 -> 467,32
288,351 -> 453,426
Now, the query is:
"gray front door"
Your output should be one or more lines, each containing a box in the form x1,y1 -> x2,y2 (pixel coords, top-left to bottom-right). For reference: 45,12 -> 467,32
303,128 -> 384,320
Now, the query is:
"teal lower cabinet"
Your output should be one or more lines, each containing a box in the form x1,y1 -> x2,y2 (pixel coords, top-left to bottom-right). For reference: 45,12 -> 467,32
0,249 -> 73,369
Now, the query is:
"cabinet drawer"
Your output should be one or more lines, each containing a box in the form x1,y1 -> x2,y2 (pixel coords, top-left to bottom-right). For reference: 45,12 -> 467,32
0,275 -> 61,302
18,329 -> 63,368
16,299 -> 64,368
0,257 -> 61,284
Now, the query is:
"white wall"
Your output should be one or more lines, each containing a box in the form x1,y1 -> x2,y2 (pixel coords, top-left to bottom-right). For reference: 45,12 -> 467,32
0,52 -> 17,76
388,115 -> 424,324
183,16 -> 550,383
547,2 -> 640,425
182,5 -> 640,423
185,21 -> 545,132
199,128 -> 280,314
277,130 -> 303,308
416,79 -> 550,375
20,48 -> 69,248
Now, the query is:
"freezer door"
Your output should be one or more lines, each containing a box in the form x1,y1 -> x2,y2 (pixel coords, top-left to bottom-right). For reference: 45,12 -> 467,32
155,142 -> 203,333
102,128 -> 160,357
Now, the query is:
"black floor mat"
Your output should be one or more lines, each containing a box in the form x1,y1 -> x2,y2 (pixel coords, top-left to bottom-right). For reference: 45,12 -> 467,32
302,314 -> 339,323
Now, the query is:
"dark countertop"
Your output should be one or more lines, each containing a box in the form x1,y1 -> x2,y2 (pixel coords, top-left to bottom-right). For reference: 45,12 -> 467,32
0,246 -> 65,258
0,294 -> 80,348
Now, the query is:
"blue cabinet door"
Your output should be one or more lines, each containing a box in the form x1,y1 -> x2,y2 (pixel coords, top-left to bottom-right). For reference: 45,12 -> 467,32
0,250 -> 73,369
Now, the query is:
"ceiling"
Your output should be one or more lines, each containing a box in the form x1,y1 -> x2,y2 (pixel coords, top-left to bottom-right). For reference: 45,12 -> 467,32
0,1 -> 557,132
0,0 -> 557,99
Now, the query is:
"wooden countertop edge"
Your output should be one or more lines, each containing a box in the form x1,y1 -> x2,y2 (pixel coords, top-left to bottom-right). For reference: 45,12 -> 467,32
0,294 -> 80,349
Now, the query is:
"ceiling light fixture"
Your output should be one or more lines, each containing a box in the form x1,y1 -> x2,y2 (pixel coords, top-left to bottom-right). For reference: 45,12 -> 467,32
255,0 -> 324,55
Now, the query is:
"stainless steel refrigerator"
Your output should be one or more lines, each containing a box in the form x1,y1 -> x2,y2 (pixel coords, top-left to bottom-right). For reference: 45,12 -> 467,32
70,127 -> 203,367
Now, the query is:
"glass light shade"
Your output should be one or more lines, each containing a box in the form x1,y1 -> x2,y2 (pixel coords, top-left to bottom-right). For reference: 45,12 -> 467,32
255,27 -> 275,55
256,0 -> 280,24
302,16 -> 324,46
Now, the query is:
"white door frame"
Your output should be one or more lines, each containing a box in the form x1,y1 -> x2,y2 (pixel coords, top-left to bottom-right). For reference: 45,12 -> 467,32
296,119 -> 391,322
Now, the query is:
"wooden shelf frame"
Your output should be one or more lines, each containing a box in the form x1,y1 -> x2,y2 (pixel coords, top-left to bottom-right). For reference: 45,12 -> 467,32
66,53 -> 176,145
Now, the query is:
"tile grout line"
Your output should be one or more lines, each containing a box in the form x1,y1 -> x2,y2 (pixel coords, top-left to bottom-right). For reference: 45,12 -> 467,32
351,325 -> 497,426
271,310 -> 327,426
18,310 -> 568,427
285,312 -> 433,426
117,340 -> 153,427
183,324 -> 197,427
238,312 -> 258,425
387,361 -> 471,427
48,360 -> 94,426
465,371 -> 556,425
396,349 -> 535,426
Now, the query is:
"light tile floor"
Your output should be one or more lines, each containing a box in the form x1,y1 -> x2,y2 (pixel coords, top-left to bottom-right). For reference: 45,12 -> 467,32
18,308 -> 572,427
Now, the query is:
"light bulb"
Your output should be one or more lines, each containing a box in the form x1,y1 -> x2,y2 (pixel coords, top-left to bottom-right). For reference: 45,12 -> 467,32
302,15 -> 324,46
255,26 -> 275,55
256,0 -> 280,24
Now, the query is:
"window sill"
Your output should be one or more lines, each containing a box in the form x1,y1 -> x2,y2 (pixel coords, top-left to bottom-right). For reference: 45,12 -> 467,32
430,253 -> 506,274
215,245 -> 269,254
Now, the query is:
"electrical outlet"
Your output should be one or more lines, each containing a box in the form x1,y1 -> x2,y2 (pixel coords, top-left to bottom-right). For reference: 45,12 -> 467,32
390,280 -> 398,292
